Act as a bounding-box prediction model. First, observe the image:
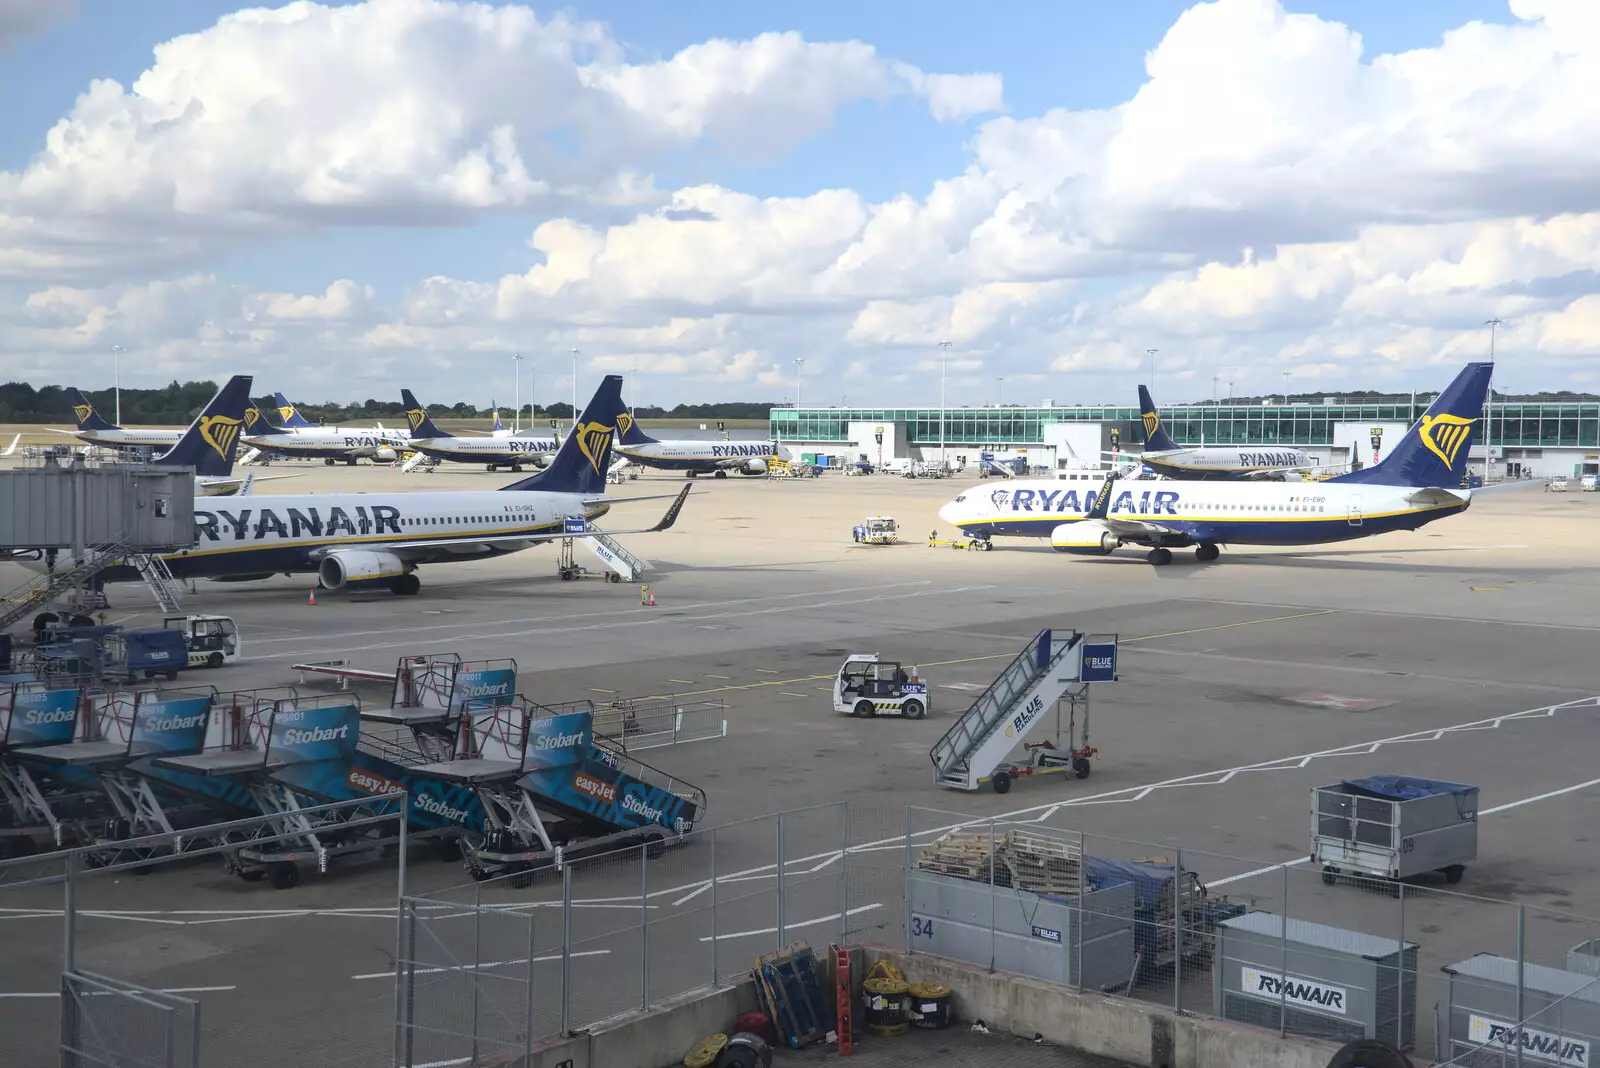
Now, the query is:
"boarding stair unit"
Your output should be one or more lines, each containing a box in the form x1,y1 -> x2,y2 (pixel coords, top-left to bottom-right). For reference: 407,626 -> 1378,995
930,628 -> 1086,791
129,553 -> 185,614
0,539 -> 133,632
581,530 -> 649,582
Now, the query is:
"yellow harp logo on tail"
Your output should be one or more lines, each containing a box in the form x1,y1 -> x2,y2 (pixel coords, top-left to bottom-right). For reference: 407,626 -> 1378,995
406,408 -> 427,434
72,403 -> 94,425
277,405 -> 297,423
574,421 -> 615,474
199,415 -> 243,461
1142,411 -> 1161,439
1418,413 -> 1477,469
616,412 -> 634,439
243,407 -> 263,432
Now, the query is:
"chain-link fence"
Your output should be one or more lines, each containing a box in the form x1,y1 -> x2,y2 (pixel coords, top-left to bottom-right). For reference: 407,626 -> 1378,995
0,796 -> 406,1068
903,806 -> 1600,1062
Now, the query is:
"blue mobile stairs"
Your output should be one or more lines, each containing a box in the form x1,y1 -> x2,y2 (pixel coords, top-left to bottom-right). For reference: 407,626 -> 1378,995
356,654 -> 706,887
930,629 -> 1109,794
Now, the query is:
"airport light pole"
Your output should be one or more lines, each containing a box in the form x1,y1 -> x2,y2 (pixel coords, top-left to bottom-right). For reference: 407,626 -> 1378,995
1145,348 -> 1158,396
111,345 -> 123,425
1212,375 -> 1219,403
630,366 -> 638,414
568,347 -> 579,430
794,358 -> 804,407
938,339 -> 951,471
1485,317 -> 1505,484
996,377 -> 1004,406
1281,371 -> 1291,399
511,353 -> 523,433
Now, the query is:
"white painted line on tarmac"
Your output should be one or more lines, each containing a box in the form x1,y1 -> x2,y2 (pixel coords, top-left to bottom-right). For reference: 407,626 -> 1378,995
672,882 -> 712,907
1207,775 -> 1600,889
698,904 -> 881,943
0,985 -> 236,999
351,948 -> 611,980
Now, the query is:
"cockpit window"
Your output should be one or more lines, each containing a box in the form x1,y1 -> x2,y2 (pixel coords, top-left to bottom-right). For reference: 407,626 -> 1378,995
954,495 -> 966,502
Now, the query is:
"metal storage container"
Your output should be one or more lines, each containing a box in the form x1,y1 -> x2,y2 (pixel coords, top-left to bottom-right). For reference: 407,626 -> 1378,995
907,868 -> 1135,991
1569,939 -> 1600,979
1439,953 -> 1600,1067
1312,775 -> 1478,883
1214,911 -> 1417,1050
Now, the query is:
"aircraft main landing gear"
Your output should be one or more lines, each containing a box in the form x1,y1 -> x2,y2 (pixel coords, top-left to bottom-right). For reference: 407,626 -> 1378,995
1146,547 -> 1173,566
389,574 -> 421,596
1195,542 -> 1220,562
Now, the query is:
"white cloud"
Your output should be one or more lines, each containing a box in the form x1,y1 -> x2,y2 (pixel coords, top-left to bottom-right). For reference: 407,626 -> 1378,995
0,1 -> 1002,281
3,0 -> 1600,401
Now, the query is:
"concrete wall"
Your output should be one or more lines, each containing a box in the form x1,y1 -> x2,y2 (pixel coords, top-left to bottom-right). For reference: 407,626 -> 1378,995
508,980 -> 759,1068
857,945 -> 1353,1068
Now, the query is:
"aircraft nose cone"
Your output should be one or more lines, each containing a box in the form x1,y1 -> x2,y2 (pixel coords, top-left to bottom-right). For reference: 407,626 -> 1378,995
938,500 -> 959,525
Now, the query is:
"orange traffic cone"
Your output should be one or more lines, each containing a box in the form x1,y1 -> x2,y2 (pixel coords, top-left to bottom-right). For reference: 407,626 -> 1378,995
648,590 -> 656,607
308,587 -> 317,606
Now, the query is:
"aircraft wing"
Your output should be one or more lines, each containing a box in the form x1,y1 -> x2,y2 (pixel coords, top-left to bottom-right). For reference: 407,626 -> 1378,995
44,428 -> 83,436
1102,517 -> 1186,539
581,485 -> 696,506
352,482 -> 693,556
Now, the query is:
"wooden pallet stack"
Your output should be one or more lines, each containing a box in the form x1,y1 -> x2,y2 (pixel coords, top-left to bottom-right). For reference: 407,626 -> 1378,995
915,827 -> 1084,895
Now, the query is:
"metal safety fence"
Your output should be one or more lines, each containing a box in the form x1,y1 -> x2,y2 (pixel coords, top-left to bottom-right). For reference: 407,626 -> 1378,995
904,805 -> 1600,1064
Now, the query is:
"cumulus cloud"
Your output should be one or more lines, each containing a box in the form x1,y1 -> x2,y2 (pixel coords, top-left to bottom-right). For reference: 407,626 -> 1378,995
0,0 -> 1002,281
3,0 -> 1600,400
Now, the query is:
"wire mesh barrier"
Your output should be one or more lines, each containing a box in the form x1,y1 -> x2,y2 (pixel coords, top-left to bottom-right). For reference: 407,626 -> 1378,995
60,970 -> 201,1068
393,895 -> 541,1068
903,806 -> 1600,1062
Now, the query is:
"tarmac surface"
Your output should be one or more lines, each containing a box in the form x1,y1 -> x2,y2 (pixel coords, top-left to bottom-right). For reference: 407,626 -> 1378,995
3,463 -> 1599,1066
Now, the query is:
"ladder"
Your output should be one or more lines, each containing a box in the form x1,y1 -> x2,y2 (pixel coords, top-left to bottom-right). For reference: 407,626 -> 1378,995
930,628 -> 1084,791
238,446 -> 266,466
129,554 -> 184,614
400,450 -> 432,474
0,542 -> 130,632
580,531 -> 649,582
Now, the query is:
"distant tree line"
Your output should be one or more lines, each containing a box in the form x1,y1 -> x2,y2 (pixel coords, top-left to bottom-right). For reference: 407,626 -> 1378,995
0,379 -> 783,425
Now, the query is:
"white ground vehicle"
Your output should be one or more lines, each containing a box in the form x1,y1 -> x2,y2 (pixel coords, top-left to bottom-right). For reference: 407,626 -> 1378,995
163,615 -> 241,668
851,516 -> 899,544
833,654 -> 931,719
1548,477 -> 1570,492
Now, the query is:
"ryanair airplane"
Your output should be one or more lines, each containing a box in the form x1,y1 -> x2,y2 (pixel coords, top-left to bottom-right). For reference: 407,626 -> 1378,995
1134,384 -> 1316,480
149,376 -> 298,497
398,389 -> 559,471
939,362 -> 1493,565
615,416 -> 792,477
89,375 -> 690,595
242,404 -> 408,465
47,388 -> 183,450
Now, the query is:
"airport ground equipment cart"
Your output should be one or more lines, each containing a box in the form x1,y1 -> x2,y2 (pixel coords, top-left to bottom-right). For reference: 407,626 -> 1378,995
1312,775 -> 1478,886
834,654 -> 930,719
932,629 -> 1119,793
851,516 -> 899,544
163,614 -> 240,669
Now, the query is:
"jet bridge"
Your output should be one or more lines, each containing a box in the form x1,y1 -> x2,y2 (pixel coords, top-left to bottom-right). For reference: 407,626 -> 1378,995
931,628 -> 1119,793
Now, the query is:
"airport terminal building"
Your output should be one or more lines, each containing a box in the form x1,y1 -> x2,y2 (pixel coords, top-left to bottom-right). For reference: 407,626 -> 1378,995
772,397 -> 1600,478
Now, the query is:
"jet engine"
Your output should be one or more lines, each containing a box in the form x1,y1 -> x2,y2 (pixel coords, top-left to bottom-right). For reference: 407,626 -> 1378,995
738,458 -> 769,475
374,445 -> 398,462
1050,521 -> 1119,555
318,549 -> 406,590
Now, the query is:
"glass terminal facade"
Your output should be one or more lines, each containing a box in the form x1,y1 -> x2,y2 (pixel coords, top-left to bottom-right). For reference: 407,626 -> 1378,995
772,401 -> 1600,450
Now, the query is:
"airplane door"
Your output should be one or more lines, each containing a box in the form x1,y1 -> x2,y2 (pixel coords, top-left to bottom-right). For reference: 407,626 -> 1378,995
1347,494 -> 1363,527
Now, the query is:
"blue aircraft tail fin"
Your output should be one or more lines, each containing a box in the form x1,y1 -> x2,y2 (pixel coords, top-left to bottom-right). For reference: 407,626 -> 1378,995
66,388 -> 119,431
400,390 -> 450,439
156,375 -> 254,477
273,392 -> 317,429
490,403 -> 504,433
503,376 -> 624,494
1330,362 -> 1493,488
1137,385 -> 1180,452
615,409 -> 655,446
242,402 -> 288,437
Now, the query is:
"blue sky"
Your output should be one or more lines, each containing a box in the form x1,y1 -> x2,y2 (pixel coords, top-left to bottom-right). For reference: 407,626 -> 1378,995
0,0 -> 1590,405
0,0 -> 1512,298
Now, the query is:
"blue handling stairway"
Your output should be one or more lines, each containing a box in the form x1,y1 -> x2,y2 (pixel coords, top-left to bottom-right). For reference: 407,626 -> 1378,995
930,629 -> 1084,791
